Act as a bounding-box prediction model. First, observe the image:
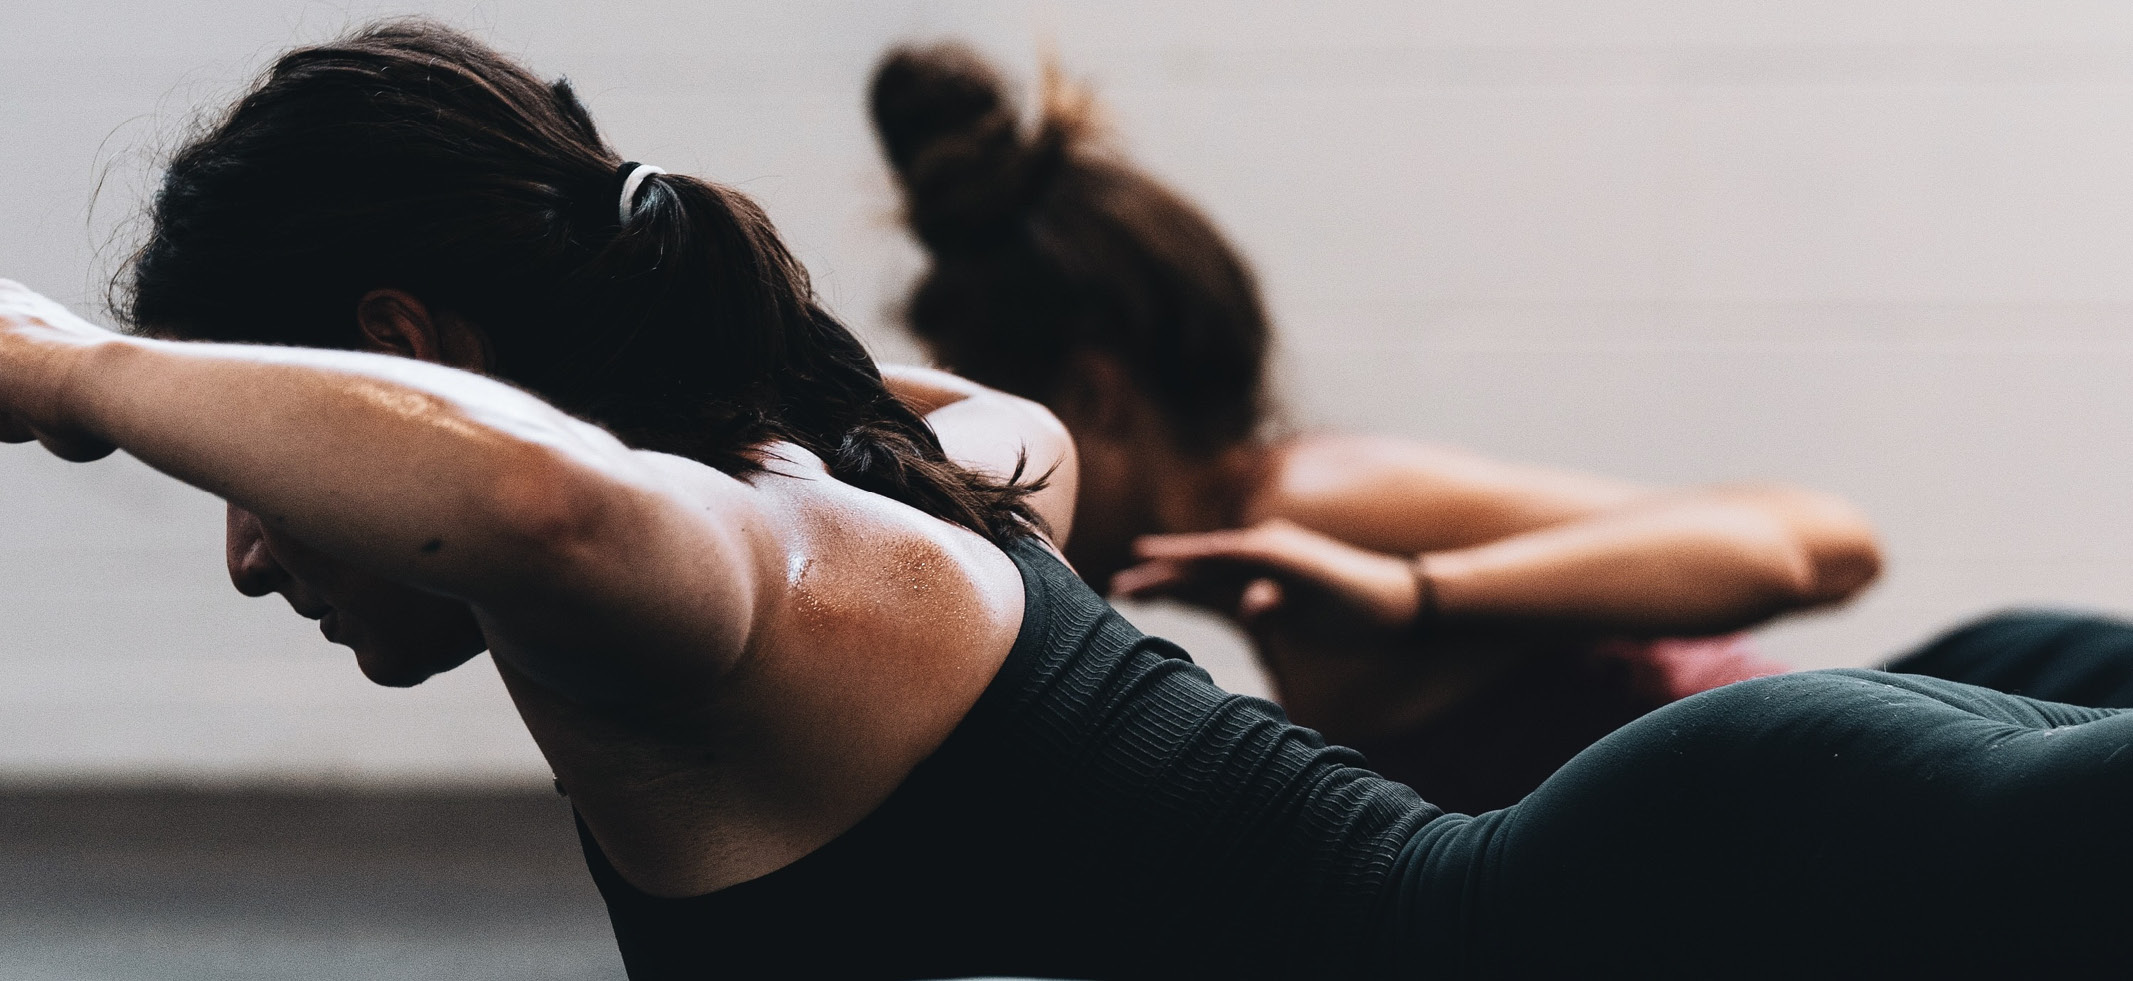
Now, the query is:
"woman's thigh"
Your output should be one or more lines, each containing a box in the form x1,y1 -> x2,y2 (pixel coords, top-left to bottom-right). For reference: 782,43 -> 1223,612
1398,670 -> 2133,976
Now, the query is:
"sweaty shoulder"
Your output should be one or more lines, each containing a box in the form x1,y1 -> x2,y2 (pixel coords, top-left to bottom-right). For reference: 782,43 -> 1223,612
613,445 -> 1026,695
743,453 -> 1027,731
629,447 -> 1026,641
763,469 -> 1028,669
1243,434 -> 1647,554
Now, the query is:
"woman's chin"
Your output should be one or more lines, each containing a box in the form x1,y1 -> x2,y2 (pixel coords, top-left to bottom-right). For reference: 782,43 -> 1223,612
356,650 -> 441,688
330,612 -> 488,687
353,641 -> 485,688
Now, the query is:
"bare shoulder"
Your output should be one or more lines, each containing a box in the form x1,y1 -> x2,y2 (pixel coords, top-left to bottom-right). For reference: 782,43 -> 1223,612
1245,433 -> 1651,554
620,445 -> 1024,659
505,450 -> 1029,896
747,455 -> 1026,674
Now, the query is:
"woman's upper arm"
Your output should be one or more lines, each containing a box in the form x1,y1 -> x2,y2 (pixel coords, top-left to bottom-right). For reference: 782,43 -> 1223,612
471,450 -> 782,703
881,365 -> 1080,545
1253,435 -> 1651,554
923,393 -> 1078,542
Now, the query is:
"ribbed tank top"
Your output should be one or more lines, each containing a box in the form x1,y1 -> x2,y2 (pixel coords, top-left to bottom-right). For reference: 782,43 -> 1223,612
575,534 -> 1441,979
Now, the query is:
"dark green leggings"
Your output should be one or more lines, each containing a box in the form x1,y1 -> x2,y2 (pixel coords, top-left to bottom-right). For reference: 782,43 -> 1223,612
1385,669 -> 2133,975
1889,608 -> 2133,707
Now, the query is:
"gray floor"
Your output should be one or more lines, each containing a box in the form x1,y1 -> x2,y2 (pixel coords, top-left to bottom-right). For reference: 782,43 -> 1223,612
0,786 -> 624,980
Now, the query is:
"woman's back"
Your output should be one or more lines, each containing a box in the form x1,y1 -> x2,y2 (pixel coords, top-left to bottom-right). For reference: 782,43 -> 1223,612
574,531 -> 1437,980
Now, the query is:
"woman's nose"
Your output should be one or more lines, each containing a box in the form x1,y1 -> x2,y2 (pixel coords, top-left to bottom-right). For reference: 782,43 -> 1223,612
225,505 -> 287,597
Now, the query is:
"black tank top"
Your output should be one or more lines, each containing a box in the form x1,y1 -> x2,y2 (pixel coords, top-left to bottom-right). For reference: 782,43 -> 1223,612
575,535 -> 1440,980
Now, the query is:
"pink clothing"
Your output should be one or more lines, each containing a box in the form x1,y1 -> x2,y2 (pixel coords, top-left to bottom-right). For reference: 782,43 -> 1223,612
1594,634 -> 1791,702
1346,635 -> 1786,814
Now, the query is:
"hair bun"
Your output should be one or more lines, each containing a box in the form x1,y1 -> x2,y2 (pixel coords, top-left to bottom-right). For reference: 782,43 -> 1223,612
869,43 -> 1066,251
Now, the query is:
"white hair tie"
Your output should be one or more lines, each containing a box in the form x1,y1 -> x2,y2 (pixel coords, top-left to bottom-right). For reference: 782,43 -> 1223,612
616,161 -> 666,224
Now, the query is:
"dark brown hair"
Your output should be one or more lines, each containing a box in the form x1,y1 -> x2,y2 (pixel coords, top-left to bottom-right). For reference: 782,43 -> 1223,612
124,20 -> 1038,544
870,44 -> 1271,451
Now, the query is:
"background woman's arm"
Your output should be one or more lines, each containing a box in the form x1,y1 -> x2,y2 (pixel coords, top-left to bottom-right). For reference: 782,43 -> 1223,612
1122,435 -> 1881,639
1415,484 -> 1881,634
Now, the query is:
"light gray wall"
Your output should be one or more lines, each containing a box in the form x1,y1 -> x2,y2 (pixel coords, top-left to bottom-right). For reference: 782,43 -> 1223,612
8,0 -> 2133,782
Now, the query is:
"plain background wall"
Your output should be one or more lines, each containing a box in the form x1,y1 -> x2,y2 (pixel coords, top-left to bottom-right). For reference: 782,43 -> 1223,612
8,0 -> 2133,782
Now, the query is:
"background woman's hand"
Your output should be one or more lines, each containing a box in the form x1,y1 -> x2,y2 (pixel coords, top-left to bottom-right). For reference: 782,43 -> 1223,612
0,279 -> 119,461
1113,519 -> 1424,635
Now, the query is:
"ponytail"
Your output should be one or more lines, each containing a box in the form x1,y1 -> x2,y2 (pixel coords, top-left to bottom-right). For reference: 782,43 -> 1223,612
594,171 -> 1044,542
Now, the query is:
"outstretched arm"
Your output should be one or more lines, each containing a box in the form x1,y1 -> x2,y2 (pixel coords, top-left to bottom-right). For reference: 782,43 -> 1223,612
0,282 -> 768,683
880,364 -> 1079,545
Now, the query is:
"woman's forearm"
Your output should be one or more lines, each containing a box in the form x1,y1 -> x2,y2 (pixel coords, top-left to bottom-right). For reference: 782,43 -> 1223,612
1423,486 -> 1882,637
66,335 -> 643,600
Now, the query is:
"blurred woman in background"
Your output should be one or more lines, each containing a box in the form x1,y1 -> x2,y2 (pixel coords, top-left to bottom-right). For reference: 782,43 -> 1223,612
869,44 -> 1884,812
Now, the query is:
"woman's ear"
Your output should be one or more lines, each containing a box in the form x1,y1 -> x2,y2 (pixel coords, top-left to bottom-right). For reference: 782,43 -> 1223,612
354,289 -> 492,372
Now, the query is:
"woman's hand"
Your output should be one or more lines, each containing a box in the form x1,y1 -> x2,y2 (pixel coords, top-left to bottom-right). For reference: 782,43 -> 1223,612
1113,519 -> 1425,634
0,280 -> 119,462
